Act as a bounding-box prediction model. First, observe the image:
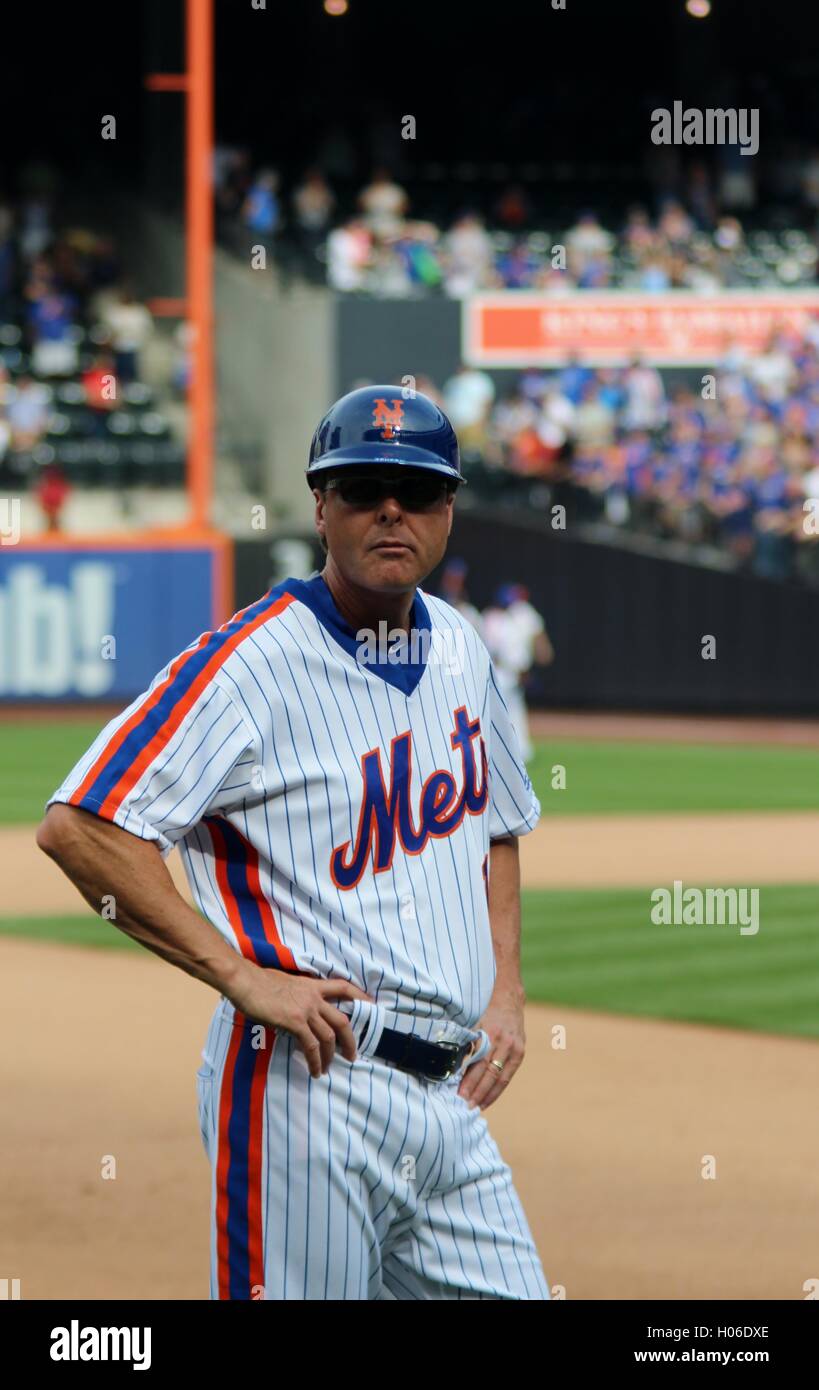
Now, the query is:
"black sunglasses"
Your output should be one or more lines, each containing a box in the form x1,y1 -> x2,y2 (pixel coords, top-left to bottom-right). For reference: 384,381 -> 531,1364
324,473 -> 454,510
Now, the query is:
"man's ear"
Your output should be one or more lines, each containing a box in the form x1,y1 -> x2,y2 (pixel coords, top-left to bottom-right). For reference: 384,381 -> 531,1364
313,486 -> 326,542
446,490 -> 456,536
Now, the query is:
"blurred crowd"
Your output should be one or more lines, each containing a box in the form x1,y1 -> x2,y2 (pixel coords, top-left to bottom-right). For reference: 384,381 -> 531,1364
323,195 -> 818,297
0,190 -> 181,522
387,327 -> 819,585
213,152 -> 819,296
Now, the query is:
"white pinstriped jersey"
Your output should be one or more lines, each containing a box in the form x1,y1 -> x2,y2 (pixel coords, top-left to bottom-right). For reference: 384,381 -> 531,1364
48,573 -> 540,1031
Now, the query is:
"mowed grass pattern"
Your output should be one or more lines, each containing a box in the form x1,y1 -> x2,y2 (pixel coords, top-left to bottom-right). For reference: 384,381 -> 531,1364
520,884 -> 819,1039
1,721 -> 106,824
2,884 -> 818,1039
527,739 -> 819,815
3,719 -> 819,1039
4,721 -> 819,823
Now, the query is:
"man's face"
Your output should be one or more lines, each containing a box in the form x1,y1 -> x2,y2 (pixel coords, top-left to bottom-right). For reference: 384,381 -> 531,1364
313,468 -> 456,593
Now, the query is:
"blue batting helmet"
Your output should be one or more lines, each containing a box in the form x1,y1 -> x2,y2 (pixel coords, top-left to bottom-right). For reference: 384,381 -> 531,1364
306,385 -> 465,487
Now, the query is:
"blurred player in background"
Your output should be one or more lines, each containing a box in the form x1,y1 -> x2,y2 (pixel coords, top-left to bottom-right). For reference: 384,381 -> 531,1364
483,583 -> 553,761
438,556 -> 483,636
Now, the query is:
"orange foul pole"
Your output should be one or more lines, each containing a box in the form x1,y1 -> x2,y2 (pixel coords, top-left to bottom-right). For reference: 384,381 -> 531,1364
186,0 -> 214,528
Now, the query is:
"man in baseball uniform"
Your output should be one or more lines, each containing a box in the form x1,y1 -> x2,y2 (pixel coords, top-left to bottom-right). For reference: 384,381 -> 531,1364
37,385 -> 550,1302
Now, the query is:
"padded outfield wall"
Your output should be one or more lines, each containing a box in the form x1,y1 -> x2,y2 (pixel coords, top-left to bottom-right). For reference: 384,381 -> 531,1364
233,515 -> 819,717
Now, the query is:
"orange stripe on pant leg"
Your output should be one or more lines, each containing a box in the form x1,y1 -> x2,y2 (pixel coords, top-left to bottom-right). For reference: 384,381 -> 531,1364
216,1019 -> 245,1300
247,1027 -> 275,1296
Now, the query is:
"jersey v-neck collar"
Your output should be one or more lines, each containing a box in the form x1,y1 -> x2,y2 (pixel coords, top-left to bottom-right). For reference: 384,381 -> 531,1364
285,571 -> 433,696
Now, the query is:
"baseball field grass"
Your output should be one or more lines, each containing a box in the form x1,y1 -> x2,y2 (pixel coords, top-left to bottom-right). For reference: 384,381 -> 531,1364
519,884 -> 819,1038
526,738 -> 819,815
5,720 -> 818,1040
5,720 -> 819,823
3,883 -> 818,1038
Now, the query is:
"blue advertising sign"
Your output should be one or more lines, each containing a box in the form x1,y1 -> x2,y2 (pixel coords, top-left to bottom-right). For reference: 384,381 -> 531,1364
0,543 -> 228,701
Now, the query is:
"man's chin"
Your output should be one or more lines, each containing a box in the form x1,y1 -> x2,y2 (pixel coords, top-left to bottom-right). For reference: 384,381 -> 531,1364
365,550 -> 423,587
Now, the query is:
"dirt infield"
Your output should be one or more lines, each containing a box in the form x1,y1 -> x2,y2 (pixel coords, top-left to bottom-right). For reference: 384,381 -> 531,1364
3,810 -> 817,919
517,811 -> 819,887
4,705 -> 816,1301
2,933 -> 816,1301
529,710 -> 819,746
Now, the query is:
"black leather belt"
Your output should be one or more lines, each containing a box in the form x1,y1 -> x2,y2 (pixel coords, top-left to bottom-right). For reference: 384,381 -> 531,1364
372,1025 -> 473,1082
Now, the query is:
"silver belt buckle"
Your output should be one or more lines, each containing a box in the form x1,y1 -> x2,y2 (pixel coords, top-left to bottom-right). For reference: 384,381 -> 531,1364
428,1038 -> 464,1081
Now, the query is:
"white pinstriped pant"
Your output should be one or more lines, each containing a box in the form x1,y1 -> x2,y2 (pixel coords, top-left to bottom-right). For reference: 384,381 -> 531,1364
196,999 -> 550,1301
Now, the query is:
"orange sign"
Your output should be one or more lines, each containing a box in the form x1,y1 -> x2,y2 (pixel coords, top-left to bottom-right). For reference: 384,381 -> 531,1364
464,292 -> 819,366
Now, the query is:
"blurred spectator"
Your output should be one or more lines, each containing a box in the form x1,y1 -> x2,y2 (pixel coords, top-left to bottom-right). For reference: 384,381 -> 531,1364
622,358 -> 667,432
214,145 -> 250,215
292,169 -> 335,277
718,142 -> 757,212
35,462 -> 70,532
388,222 -> 444,292
28,287 -> 78,376
7,375 -> 50,451
358,168 -> 409,240
442,214 -> 494,297
82,354 -> 118,434
538,384 -> 575,456
495,238 -> 539,290
748,333 -> 797,403
566,212 -> 613,279
658,199 -> 695,248
491,390 -> 539,467
101,286 -> 153,383
714,215 -> 743,253
442,364 -> 495,456
622,205 -> 657,259
573,381 -> 616,450
326,218 -> 372,291
556,355 -> 594,405
636,254 -> 671,291
19,196 -> 52,261
243,168 -> 282,241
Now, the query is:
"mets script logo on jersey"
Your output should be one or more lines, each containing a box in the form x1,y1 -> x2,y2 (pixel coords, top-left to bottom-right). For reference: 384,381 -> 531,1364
331,705 -> 488,890
372,397 -> 404,439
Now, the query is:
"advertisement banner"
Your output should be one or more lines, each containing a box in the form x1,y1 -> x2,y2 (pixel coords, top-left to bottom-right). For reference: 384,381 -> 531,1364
0,537 -> 231,702
464,291 -> 819,366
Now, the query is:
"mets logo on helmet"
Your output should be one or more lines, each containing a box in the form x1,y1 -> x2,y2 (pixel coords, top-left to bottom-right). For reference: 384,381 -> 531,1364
372,397 -> 404,440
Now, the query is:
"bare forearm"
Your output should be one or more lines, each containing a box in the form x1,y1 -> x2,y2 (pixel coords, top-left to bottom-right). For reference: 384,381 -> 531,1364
487,835 -> 525,998
36,804 -> 246,997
